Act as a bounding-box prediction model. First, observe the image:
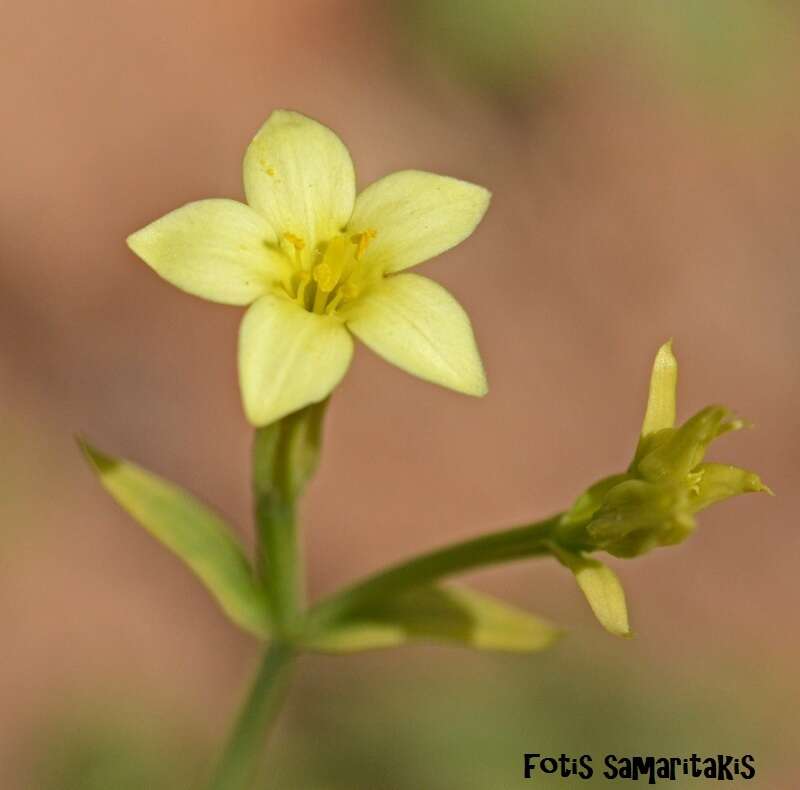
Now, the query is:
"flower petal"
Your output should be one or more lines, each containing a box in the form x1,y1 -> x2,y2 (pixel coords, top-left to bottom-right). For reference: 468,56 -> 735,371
238,294 -> 354,426
347,170 -> 490,274
691,463 -> 773,511
243,110 -> 356,250
640,339 -> 678,437
638,405 -> 739,483
345,273 -> 487,396
127,199 -> 285,305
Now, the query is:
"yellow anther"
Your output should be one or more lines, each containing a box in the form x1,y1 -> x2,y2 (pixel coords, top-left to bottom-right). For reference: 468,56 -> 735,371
687,470 -> 703,497
283,232 -> 305,251
351,228 -> 377,260
283,232 -> 307,272
341,281 -> 361,300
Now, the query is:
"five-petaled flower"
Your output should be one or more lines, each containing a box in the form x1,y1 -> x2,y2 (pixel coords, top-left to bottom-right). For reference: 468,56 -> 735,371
128,110 -> 490,426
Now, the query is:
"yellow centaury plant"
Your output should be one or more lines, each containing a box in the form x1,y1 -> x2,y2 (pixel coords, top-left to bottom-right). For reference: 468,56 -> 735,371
128,110 -> 490,426
79,109 -> 771,790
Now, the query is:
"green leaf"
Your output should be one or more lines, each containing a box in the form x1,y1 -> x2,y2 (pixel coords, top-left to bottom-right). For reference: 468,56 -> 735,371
79,439 -> 270,637
302,584 -> 562,653
551,546 -> 632,637
640,339 -> 678,438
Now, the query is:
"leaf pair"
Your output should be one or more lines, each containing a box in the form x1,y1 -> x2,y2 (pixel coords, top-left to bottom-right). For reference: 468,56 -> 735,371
80,440 -> 559,653
79,340 -> 771,652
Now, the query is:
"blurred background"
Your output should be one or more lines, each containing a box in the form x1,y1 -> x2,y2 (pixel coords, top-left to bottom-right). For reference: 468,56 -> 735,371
2,0 -> 799,787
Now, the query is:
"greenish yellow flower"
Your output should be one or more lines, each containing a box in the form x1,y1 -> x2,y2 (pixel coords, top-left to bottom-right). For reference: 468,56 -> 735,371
551,340 -> 771,637
561,341 -> 772,559
127,110 -> 490,426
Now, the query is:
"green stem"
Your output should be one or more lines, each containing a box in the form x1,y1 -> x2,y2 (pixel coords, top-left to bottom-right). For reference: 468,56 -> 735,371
207,642 -> 295,790
256,497 -> 302,631
304,513 -> 564,633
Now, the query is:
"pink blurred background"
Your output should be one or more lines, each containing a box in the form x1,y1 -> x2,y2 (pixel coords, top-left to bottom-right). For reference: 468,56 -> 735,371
2,1 -> 798,787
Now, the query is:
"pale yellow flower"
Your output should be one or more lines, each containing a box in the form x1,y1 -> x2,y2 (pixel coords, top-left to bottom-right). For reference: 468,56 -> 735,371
128,110 -> 490,426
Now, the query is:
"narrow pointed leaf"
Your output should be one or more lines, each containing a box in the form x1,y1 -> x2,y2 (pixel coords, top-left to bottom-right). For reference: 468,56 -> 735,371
79,440 -> 270,637
553,547 -> 631,637
303,584 -> 561,653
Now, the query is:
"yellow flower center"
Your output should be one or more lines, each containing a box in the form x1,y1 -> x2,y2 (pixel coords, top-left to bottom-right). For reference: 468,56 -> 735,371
281,229 -> 377,316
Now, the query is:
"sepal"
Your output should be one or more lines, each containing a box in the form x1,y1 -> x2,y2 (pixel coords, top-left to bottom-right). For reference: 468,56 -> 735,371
252,399 -> 328,506
586,479 -> 696,558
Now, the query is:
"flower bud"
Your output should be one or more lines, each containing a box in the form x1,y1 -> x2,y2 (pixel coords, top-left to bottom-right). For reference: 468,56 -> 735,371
557,342 -> 771,559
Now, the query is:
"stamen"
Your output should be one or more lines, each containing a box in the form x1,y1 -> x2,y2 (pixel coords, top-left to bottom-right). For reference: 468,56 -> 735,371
325,290 -> 344,315
294,271 -> 310,307
286,233 -> 374,315
341,281 -> 361,300
283,232 -> 305,251
283,232 -> 306,270
351,228 -> 377,260
312,288 -> 328,314
312,263 -> 337,314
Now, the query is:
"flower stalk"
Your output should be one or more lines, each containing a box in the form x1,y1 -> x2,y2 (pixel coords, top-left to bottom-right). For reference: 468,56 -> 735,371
207,642 -> 295,790
303,514 -> 563,638
207,402 -> 330,787
250,400 -> 327,631
254,495 -> 301,632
